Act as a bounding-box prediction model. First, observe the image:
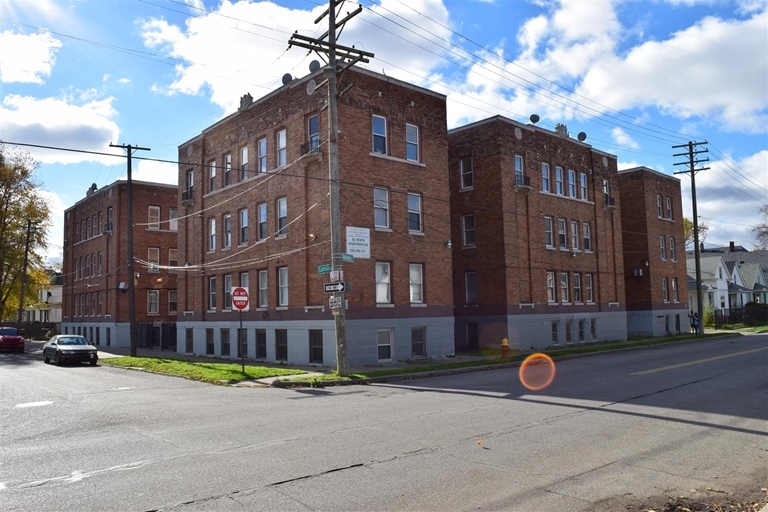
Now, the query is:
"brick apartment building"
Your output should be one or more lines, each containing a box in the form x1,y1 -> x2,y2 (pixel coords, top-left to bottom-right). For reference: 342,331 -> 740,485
175,66 -> 454,367
447,116 -> 627,350
61,180 -> 179,347
617,167 -> 689,336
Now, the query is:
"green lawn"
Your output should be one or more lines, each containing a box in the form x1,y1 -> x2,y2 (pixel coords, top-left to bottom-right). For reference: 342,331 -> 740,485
100,357 -> 306,384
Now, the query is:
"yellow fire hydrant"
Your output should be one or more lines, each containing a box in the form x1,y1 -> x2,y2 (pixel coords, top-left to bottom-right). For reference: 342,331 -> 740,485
501,337 -> 511,358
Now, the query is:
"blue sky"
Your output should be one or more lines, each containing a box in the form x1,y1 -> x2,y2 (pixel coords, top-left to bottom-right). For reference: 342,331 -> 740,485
0,0 -> 766,263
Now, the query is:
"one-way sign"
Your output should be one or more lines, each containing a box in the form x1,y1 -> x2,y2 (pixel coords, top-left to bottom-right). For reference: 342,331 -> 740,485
323,282 -> 346,293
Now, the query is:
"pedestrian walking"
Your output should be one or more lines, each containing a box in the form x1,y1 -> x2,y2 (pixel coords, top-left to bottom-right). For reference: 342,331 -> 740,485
691,312 -> 699,333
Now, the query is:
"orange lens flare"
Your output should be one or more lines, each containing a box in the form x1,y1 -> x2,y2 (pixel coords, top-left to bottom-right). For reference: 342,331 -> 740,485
519,353 -> 556,391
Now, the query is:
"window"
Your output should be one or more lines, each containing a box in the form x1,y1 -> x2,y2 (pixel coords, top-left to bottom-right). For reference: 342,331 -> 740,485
573,273 -> 582,302
224,274 -> 232,309
460,157 -> 473,189
541,163 -> 550,192
258,203 -> 268,240
662,277 -> 669,302
256,329 -> 267,359
185,328 -> 193,353
257,137 -> 267,173
551,320 -> 559,343
223,214 -> 232,248
85,254 -> 91,277
407,193 -> 422,232
570,220 -> 579,250
372,115 -> 387,154
87,217 -> 91,238
579,173 -> 588,200
98,252 -> 103,275
224,153 -> 232,186
377,329 -> 392,361
514,154 -> 524,183
208,276 -> 216,310
568,170 -> 576,197
591,318 -> 597,339
465,271 -> 478,304
308,115 -> 320,152
276,129 -> 286,167
98,212 -> 103,234
98,292 -> 103,315
660,236 -> 666,260
409,263 -> 423,303
240,271 -> 249,289
221,329 -> 230,357
565,320 -> 572,343
168,290 -> 178,313
186,170 -> 194,196
107,207 -> 113,230
555,166 -> 564,194
309,330 -> 323,363
411,327 -> 426,357
558,218 -> 567,249
169,208 -> 178,231
239,208 -> 248,244
672,277 -> 679,302
148,206 -> 160,229
560,272 -> 570,303
148,247 -> 160,271
208,218 -> 216,251
586,273 -> 594,303
75,222 -> 80,242
670,237 -> 676,261
278,267 -> 288,306
275,329 -> 287,360
276,197 -> 287,236
169,249 -> 178,271
666,197 -> 673,219
375,262 -> 391,304
583,222 -> 592,251
206,328 -> 214,355
544,217 -> 554,247
405,123 -> 419,161
657,195 -> 663,217
209,161 -> 217,192
147,290 -> 159,314
578,320 -> 585,341
374,187 -> 390,228
240,146 -> 249,181
258,270 -> 268,307
462,214 -> 476,247
546,271 -> 556,303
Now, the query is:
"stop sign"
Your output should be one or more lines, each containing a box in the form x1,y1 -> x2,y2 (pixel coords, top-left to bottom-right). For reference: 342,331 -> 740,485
231,286 -> 249,311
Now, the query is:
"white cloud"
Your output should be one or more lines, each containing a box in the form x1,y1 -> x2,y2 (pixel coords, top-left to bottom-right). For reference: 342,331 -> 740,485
611,127 -> 640,150
37,189 -> 67,263
0,95 -> 122,164
0,31 -> 62,84
129,159 -> 178,185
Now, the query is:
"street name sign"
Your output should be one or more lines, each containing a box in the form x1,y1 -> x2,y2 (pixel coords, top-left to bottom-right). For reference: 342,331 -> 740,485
317,264 -> 332,274
323,282 -> 346,293
341,253 -> 354,263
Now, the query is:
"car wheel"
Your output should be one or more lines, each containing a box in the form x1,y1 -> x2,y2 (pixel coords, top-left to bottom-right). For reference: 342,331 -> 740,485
54,352 -> 61,366
90,358 -> 98,366
43,351 -> 50,364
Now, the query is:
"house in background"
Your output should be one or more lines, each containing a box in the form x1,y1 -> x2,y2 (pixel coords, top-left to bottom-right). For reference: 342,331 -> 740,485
61,180 -> 179,348
617,167 -> 689,336
22,270 -> 63,336
686,252 -> 733,313
447,116 -> 626,351
175,66 -> 454,367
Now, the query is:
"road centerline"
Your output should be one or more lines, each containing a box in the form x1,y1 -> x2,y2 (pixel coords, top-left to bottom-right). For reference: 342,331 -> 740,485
631,346 -> 768,376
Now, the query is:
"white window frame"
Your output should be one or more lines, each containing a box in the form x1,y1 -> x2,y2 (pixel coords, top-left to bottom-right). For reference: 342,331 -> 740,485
558,218 -> 567,249
567,170 -> 576,197
405,123 -> 419,162
240,271 -> 249,289
224,153 -> 232,186
464,271 -> 478,304
374,187 -> 390,228
277,197 -> 287,237
372,115 -> 387,154
573,272 -> 582,303
462,214 -> 476,247
657,194 -> 663,217
240,146 -> 249,181
460,157 -> 473,190
672,277 -> 679,302
208,218 -> 216,251
583,222 -> 592,251
258,202 -> 268,240
258,269 -> 268,307
239,208 -> 248,244
407,193 -> 423,233
570,220 -> 579,250
278,267 -> 289,306
409,263 -> 423,304
276,129 -> 287,167
662,277 -> 669,302
579,172 -> 588,200
147,290 -> 160,314
169,248 -> 178,272
586,273 -> 594,303
660,235 -> 666,260
670,237 -> 676,261
258,137 -> 267,173
168,290 -> 178,314
514,154 -> 524,183
147,247 -> 160,272
555,166 -> 564,194
148,206 -> 160,229
209,161 -> 217,192
377,328 -> 393,361
208,276 -> 217,310
224,274 -> 232,310
169,208 -> 178,231
560,272 -> 570,303
308,115 -> 320,151
375,262 -> 391,304
546,271 -> 556,303
544,217 -> 554,247
541,163 -> 550,192
223,214 -> 232,248
666,197 -> 673,219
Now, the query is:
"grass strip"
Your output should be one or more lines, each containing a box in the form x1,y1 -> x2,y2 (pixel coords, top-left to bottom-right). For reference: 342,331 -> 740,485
100,356 -> 305,384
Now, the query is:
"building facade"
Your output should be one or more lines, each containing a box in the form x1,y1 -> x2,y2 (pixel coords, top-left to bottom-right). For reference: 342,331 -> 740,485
617,167 -> 689,336
61,181 -> 179,348
447,117 -> 627,350
175,67 -> 454,367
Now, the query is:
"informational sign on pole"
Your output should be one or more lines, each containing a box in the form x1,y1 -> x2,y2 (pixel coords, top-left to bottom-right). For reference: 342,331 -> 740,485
232,287 -> 249,311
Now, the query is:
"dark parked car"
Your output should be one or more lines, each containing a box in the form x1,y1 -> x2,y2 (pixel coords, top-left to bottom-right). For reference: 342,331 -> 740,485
43,335 -> 98,366
0,327 -> 24,353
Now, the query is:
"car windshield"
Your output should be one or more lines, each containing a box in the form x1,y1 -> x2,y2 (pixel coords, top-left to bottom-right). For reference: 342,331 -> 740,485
58,337 -> 89,346
0,328 -> 18,335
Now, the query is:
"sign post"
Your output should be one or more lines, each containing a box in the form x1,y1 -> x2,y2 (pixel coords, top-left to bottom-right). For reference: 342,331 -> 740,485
231,287 -> 249,373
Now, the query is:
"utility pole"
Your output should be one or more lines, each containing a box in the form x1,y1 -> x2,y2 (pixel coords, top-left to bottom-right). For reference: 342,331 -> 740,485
17,219 -> 38,332
110,143 -> 151,357
288,0 -> 373,376
673,140 -> 709,334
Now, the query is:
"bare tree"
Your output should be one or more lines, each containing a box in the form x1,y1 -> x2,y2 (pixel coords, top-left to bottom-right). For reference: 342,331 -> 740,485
751,204 -> 768,250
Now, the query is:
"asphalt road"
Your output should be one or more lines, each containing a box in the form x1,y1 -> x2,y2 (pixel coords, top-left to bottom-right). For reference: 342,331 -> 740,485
1,334 -> 766,511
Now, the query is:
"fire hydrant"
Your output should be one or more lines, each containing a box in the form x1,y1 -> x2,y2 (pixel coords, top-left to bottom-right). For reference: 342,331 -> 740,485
501,337 -> 511,358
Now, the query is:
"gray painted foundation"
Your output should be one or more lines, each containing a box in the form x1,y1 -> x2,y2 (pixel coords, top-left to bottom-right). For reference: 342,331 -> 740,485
626,308 -> 689,337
